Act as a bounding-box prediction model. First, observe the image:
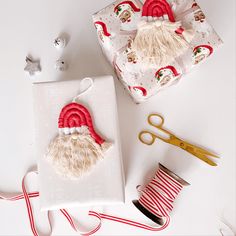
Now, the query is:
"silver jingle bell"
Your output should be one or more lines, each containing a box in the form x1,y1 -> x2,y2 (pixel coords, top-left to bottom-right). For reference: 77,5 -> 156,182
53,37 -> 67,49
55,59 -> 68,71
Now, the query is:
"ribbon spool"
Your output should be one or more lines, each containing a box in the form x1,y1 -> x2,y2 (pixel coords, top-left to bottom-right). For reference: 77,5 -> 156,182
133,163 -> 189,227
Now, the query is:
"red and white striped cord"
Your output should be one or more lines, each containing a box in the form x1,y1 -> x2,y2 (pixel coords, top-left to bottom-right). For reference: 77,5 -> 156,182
0,167 -> 184,235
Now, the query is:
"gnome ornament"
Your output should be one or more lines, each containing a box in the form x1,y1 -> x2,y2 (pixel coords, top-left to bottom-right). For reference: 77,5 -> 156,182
131,0 -> 195,67
45,78 -> 112,179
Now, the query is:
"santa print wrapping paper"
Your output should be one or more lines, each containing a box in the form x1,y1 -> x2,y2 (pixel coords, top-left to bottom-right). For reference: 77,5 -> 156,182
33,76 -> 125,210
92,0 -> 223,103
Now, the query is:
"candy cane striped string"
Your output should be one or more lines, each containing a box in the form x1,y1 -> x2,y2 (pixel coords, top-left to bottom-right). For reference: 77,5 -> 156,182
0,171 -> 102,236
0,167 -> 184,235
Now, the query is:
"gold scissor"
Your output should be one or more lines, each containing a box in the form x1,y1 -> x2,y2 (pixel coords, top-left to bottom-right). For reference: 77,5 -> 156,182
139,114 -> 219,166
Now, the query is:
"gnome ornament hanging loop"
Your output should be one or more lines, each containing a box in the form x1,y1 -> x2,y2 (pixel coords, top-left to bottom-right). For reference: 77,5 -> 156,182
131,0 -> 195,68
45,78 -> 112,179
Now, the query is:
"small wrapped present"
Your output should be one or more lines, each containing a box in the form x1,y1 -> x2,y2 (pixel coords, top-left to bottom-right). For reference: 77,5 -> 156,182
92,0 -> 223,103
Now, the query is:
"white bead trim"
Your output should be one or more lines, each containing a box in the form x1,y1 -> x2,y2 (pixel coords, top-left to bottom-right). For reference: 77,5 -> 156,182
59,126 -> 90,135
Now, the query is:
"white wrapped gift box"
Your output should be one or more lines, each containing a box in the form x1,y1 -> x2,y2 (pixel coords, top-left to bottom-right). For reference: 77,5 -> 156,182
33,76 -> 125,211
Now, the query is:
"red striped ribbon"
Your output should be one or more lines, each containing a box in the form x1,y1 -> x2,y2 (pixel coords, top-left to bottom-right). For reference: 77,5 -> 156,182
0,167 -> 184,235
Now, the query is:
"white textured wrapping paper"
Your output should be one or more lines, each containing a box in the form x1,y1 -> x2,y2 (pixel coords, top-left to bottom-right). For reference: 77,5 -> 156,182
33,76 -> 125,211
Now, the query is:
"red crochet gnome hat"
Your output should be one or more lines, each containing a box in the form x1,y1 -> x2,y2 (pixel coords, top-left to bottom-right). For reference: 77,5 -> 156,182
58,102 -> 105,145
142,0 -> 175,22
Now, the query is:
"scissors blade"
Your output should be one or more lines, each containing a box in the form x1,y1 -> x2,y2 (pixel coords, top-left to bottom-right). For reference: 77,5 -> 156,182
185,142 -> 219,158
195,153 -> 218,166
186,148 -> 218,166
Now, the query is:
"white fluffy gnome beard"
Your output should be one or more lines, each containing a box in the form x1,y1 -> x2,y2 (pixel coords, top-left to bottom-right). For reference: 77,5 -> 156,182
132,20 -> 194,67
45,102 -> 112,179
46,132 -> 111,179
131,0 -> 194,68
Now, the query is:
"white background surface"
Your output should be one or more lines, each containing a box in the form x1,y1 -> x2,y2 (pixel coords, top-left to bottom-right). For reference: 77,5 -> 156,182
0,0 -> 235,235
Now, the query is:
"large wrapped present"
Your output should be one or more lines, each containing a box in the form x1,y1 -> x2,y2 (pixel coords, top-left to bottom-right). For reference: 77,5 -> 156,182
92,0 -> 223,103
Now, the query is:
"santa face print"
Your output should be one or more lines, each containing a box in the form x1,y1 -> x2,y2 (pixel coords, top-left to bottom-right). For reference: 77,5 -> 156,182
160,75 -> 172,86
156,68 -> 177,87
120,10 -> 132,23
193,46 -> 212,65
125,39 -> 137,64
127,51 -> 137,63
114,3 -> 141,31
194,54 -> 205,64
194,9 -> 205,23
119,9 -> 139,31
191,6 -> 212,36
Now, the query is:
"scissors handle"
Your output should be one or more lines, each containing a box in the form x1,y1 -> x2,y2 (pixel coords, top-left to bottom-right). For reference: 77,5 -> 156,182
139,114 -> 175,145
139,131 -> 156,145
148,114 -> 164,128
139,130 -> 173,146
